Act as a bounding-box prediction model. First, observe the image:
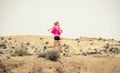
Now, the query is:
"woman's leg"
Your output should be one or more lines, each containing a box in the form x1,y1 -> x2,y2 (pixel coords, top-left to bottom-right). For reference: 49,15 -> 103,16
58,40 -> 65,53
47,40 -> 57,48
54,40 -> 58,48
58,40 -> 61,47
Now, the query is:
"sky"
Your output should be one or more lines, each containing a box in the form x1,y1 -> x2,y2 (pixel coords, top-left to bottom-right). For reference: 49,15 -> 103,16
0,0 -> 120,40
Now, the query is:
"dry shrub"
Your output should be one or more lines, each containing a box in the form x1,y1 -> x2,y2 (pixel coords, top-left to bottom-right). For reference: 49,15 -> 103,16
8,38 -> 12,40
36,67 -> 42,73
0,59 -> 23,73
46,50 -> 60,61
118,41 -> 120,43
1,37 -> 4,40
98,38 -> 103,41
45,41 -> 49,44
26,42 -> 30,46
0,60 -> 6,73
40,38 -> 43,40
38,52 -> 46,58
38,50 -> 60,61
0,51 -> 4,54
12,49 -> 31,56
56,66 -> 64,73
0,43 -> 7,49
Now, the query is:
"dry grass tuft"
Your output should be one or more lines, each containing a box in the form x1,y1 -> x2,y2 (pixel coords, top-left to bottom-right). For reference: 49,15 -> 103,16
38,50 -> 60,61
46,50 -> 60,61
12,49 -> 31,56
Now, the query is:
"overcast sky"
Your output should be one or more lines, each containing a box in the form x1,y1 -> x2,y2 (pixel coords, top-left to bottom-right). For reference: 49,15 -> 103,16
0,0 -> 120,40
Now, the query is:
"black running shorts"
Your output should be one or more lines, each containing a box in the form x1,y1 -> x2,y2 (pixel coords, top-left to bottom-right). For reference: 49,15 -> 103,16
54,36 -> 60,40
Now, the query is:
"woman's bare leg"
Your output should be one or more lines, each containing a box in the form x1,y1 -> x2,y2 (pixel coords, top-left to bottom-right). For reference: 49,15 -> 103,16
47,40 -> 57,48
58,40 -> 65,53
53,40 -> 58,49
58,40 -> 61,47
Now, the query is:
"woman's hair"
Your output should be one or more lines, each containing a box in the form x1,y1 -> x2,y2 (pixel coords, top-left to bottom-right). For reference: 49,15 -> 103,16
54,21 -> 59,25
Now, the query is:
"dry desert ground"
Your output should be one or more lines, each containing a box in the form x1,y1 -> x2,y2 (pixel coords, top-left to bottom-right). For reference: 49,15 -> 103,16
0,35 -> 120,73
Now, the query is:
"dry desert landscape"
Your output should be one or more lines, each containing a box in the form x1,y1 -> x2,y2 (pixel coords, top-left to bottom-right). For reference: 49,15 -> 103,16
0,35 -> 120,73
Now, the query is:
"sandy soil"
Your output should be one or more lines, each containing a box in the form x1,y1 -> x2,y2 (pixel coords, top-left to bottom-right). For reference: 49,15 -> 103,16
0,35 -> 120,73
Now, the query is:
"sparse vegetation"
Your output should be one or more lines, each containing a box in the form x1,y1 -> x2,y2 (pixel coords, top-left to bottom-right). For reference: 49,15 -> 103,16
0,43 -> 7,49
12,49 -> 31,56
111,39 -> 115,41
8,38 -> 12,40
45,41 -> 49,44
11,46 -> 15,49
109,47 -> 120,54
36,67 -> 42,73
89,40 -> 93,41
1,37 -> 4,40
0,51 -> 4,54
79,50 -> 83,52
40,38 -> 43,40
64,44 -> 69,49
77,40 -> 80,43
103,39 -> 106,41
4,40 -> 7,43
46,50 -> 60,61
9,50 -> 13,54
118,41 -> 120,43
103,43 -> 109,49
90,42 -> 94,45
38,52 -> 46,58
26,42 -> 30,46
38,50 -> 60,61
0,60 -> 6,73
56,66 -> 64,73
98,38 -> 103,41
0,35 -> 120,73
75,38 -> 79,41
0,59 -> 23,73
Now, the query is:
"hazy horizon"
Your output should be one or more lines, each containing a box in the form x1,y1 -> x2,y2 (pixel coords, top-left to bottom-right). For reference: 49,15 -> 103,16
0,0 -> 120,40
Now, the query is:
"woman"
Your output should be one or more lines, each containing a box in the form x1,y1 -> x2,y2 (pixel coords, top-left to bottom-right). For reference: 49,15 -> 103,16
43,21 -> 63,52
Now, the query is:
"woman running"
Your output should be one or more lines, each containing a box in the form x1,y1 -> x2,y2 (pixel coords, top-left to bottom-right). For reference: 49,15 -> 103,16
43,21 -> 63,52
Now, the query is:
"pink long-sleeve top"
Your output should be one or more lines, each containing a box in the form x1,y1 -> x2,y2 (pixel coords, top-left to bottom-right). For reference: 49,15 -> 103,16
51,26 -> 62,37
